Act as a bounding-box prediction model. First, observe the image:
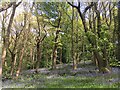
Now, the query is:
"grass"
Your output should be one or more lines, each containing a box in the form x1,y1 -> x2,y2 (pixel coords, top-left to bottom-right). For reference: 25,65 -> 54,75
2,62 -> 120,88
2,72 -> 119,88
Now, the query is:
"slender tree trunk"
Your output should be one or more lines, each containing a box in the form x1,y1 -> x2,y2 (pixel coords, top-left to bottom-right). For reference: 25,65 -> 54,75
2,47 -> 6,67
117,1 -> 120,61
35,11 -> 47,72
76,11 -> 80,64
15,13 -> 27,77
36,16 -> 41,71
91,8 -> 97,65
45,53 -> 48,67
60,48 -> 62,64
52,30 -> 59,69
102,46 -> 109,69
2,15 -> 6,67
71,7 -> 77,70
35,41 -> 41,73
112,6 -> 116,43
52,47 -> 57,69
32,49 -> 35,69
89,8 -> 92,30
16,47 -> 24,77
30,48 -> 33,62
10,53 -> 17,76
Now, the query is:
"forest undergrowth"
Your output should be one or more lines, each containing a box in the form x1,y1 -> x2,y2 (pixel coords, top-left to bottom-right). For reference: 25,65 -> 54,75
2,61 -> 120,88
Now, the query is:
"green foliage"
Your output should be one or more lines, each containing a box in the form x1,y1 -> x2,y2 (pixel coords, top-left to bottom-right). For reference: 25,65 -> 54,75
86,31 -> 97,45
2,2 -> 120,86
110,58 -> 120,67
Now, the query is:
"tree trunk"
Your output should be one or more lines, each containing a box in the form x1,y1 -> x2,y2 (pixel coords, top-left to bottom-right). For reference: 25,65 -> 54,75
30,48 -> 33,62
71,7 -> 77,70
2,47 -> 6,67
16,47 -> 24,77
94,3 -> 110,71
2,15 -> 6,67
32,49 -> 35,69
92,52 -> 98,66
91,8 -> 97,66
112,6 -> 117,43
45,53 -> 48,68
35,41 -> 41,73
117,1 -> 120,61
5,3 -> 17,50
60,48 -> 62,64
76,11 -> 80,64
52,46 -> 57,69
10,53 -> 17,76
52,30 -> 61,69
32,49 -> 36,69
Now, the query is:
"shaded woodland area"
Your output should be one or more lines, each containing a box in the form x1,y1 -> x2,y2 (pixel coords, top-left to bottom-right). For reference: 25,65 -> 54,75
0,0 -> 120,88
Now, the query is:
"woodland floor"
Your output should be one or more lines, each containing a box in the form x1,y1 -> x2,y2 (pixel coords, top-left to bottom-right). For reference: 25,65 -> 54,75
2,61 -> 120,88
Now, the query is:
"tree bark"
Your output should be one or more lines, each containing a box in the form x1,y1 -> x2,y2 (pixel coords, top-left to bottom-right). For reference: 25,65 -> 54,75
35,41 -> 41,73
60,48 -> 62,64
2,47 -> 6,67
117,1 -> 120,61
52,30 -> 60,69
51,9 -> 62,69
112,6 -> 117,43
35,10 -> 47,72
15,12 -> 27,78
16,47 -> 24,77
10,53 -> 17,76
71,6 -> 77,70
92,10 -> 97,66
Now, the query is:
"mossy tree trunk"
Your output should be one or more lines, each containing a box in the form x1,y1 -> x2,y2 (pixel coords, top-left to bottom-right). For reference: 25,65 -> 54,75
52,10 -> 62,69
52,30 -> 60,69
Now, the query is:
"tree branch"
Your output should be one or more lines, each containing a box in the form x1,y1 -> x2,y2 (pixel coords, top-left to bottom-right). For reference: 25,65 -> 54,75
67,1 -> 78,9
0,2 -> 14,12
83,2 -> 95,15
40,25 -> 47,42
15,1 -> 22,7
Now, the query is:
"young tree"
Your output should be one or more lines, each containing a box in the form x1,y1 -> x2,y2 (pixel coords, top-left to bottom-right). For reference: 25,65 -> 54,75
16,13 -> 28,77
71,6 -> 77,70
2,1 -> 21,67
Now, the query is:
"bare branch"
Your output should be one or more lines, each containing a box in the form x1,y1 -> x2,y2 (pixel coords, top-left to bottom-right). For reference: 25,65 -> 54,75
49,20 -> 59,28
15,1 -> 22,7
83,2 -> 95,15
0,2 -> 14,12
67,1 -> 78,9
40,25 -> 47,42
78,1 -> 80,8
